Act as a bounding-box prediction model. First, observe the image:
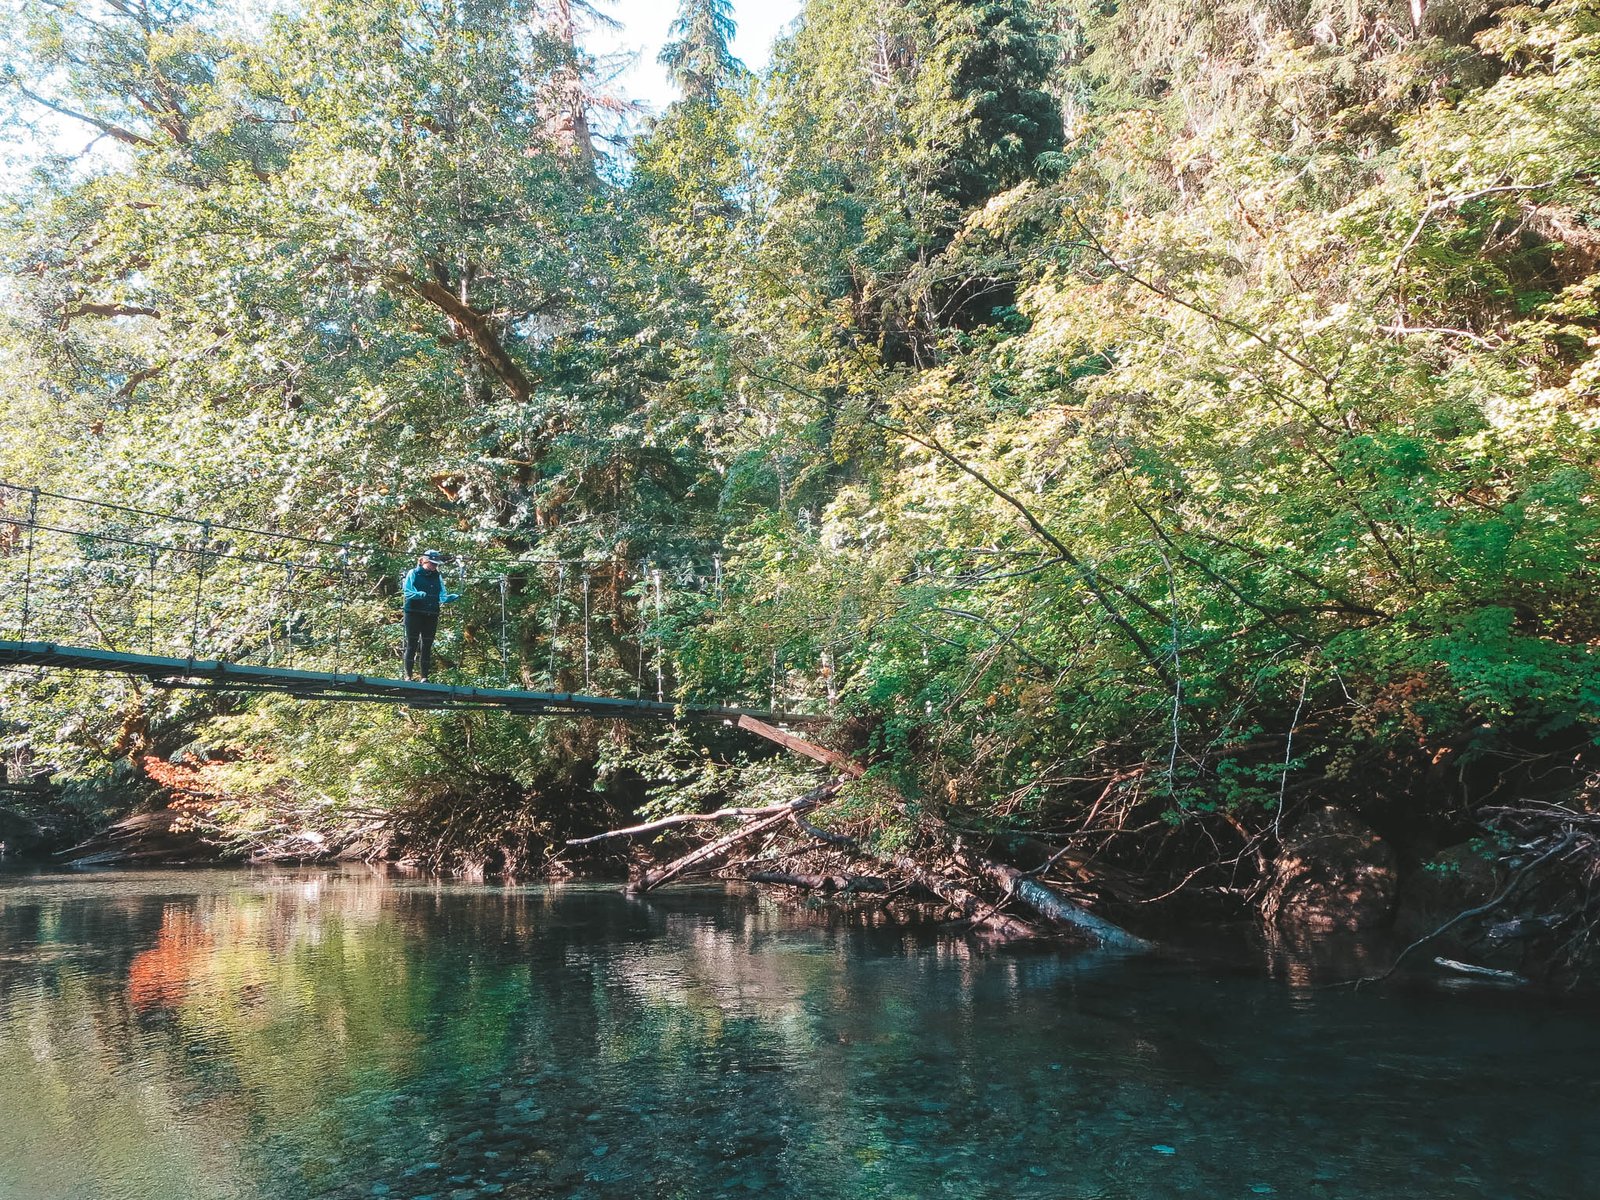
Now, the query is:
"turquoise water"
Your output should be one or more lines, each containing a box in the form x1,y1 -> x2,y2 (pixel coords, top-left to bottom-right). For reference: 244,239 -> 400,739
0,868 -> 1594,1199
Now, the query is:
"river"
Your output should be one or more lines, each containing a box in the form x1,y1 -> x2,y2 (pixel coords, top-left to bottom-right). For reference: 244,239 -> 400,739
0,867 -> 1594,1199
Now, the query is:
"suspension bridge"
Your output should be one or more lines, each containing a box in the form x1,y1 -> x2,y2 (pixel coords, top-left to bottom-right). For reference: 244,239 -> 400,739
0,482 -> 823,725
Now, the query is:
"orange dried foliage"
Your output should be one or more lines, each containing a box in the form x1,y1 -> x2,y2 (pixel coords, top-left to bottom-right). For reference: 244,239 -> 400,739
1351,672 -> 1442,747
138,750 -> 245,831
127,907 -> 213,1011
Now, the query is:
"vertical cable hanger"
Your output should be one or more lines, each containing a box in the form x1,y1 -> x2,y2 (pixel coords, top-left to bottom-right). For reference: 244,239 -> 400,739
333,548 -> 350,675
190,521 -> 211,658
147,546 -> 158,654
19,487 -> 39,641
635,563 -> 646,699
549,563 -> 565,682
285,563 -> 297,668
581,572 -> 592,692
499,575 -> 509,685
652,566 -> 664,704
456,555 -> 467,683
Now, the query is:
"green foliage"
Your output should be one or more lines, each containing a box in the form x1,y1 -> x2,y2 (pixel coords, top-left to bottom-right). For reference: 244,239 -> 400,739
660,0 -> 745,104
4,0 -> 1600,868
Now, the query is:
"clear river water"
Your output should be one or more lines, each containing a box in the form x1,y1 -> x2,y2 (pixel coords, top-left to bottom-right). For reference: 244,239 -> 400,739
0,867 -> 1595,1200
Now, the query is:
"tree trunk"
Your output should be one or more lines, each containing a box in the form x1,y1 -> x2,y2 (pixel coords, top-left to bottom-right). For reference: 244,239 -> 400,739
966,855 -> 1153,952
883,853 -> 1042,942
543,0 -> 596,165
737,715 -> 863,776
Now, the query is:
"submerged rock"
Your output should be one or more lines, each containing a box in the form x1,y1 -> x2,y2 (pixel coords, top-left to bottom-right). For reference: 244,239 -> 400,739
1264,807 -> 1399,931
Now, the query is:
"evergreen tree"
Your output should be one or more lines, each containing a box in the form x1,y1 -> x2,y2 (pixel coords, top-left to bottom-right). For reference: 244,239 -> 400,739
928,0 -> 1061,209
659,0 -> 744,105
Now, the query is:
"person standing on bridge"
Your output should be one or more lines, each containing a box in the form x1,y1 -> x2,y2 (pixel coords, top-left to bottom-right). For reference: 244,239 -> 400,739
401,550 -> 459,681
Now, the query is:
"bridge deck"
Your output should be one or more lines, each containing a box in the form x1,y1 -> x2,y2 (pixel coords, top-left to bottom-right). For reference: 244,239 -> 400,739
0,640 -> 823,725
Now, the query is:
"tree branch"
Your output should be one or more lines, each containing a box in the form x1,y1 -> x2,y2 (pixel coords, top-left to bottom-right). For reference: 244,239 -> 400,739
566,800 -> 810,846
870,414 -> 1176,687
60,301 -> 161,322
385,269 -> 534,402
9,81 -> 156,148
1065,210 -> 1332,385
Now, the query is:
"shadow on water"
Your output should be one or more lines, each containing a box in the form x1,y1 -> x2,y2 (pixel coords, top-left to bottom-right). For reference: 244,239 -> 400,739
1,866 -> 1596,1200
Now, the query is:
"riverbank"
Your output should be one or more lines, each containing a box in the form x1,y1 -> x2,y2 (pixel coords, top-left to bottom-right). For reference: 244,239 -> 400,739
20,759 -> 1596,992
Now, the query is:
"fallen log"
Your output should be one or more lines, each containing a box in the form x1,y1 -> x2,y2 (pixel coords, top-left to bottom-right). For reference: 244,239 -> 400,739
1434,957 -> 1528,985
793,810 -> 860,849
788,808 -> 1041,942
967,855 -> 1154,952
628,809 -> 795,893
745,730 -> 1147,947
737,715 -> 864,777
627,781 -> 843,894
884,852 -> 1042,942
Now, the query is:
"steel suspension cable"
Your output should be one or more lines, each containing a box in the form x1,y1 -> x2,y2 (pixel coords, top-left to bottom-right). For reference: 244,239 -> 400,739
19,488 -> 38,641
499,575 -> 509,685
581,573 -> 591,692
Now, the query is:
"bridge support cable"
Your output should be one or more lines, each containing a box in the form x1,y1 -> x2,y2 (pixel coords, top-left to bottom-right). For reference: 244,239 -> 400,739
499,575 -> 510,685
652,566 -> 664,704
19,487 -> 38,642
581,573 -> 592,692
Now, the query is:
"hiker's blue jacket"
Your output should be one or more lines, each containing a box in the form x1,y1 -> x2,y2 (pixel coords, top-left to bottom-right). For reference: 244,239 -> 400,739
402,567 -> 459,614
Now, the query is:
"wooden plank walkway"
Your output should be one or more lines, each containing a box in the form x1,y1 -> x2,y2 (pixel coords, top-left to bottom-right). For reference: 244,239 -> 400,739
0,640 -> 823,725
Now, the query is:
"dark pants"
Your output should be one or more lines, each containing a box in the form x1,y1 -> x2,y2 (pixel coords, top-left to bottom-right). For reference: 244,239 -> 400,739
404,610 -> 439,680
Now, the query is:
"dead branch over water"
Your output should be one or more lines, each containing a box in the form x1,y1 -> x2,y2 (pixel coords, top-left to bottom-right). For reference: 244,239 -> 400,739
579,721 -> 1153,952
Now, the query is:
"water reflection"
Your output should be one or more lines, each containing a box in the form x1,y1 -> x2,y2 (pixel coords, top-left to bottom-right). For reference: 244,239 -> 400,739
1,868 -> 1596,1200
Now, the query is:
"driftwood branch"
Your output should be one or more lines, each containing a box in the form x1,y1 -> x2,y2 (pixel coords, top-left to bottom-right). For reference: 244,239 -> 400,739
628,809 -> 795,894
566,803 -> 799,846
746,871 -> 888,893
881,852 -> 1042,942
1344,834 -> 1578,988
625,781 -> 843,894
1433,957 -> 1527,984
746,727 -> 1150,947
793,810 -> 861,849
785,808 -> 1032,938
